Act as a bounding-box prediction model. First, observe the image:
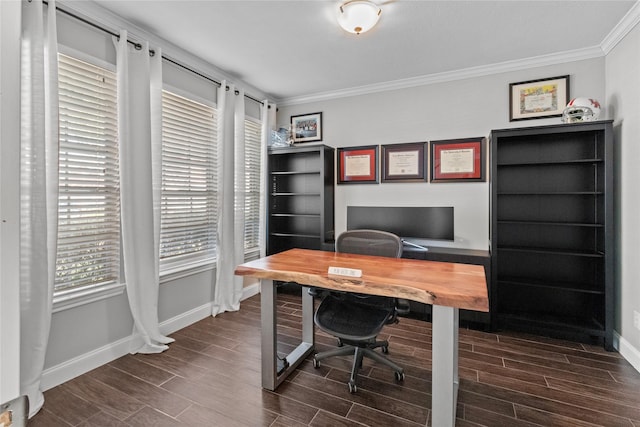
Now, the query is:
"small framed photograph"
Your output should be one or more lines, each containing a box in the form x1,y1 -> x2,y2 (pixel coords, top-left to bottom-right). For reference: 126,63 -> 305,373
509,75 -> 570,121
337,145 -> 378,184
291,112 -> 322,143
381,142 -> 428,183
430,137 -> 486,183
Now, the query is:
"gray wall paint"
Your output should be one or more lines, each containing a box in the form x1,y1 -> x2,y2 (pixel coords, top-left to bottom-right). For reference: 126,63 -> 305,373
0,0 -> 23,401
277,59 -> 606,250
606,23 -> 640,352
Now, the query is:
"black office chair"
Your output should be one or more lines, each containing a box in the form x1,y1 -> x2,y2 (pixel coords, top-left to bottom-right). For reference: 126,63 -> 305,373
312,229 -> 407,393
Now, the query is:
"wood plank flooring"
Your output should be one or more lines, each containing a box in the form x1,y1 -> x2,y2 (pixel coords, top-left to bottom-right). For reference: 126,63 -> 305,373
29,292 -> 640,426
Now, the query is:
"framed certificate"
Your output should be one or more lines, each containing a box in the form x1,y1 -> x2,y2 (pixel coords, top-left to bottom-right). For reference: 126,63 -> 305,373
381,142 -> 428,182
337,145 -> 378,184
430,137 -> 486,183
509,75 -> 569,121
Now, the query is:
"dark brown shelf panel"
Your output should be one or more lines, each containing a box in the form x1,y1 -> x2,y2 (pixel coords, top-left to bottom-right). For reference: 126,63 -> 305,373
271,192 -> 321,197
270,170 -> 321,175
271,213 -> 321,218
497,220 -> 603,228
497,277 -> 604,295
497,245 -> 604,258
497,158 -> 603,167
270,232 -> 321,239
497,192 -> 603,196
497,312 -> 606,337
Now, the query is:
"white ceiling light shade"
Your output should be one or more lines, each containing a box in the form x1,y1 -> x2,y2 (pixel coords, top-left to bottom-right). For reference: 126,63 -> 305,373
338,0 -> 381,35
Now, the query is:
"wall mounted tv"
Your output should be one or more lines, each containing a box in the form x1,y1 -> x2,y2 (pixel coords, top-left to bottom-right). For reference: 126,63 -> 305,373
347,206 -> 454,241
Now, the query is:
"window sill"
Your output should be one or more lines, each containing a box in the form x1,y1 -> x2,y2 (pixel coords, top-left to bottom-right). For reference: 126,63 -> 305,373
52,282 -> 126,313
52,251 -> 258,312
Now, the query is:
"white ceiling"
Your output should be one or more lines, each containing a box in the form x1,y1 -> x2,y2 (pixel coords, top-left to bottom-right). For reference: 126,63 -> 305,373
77,1 -> 636,103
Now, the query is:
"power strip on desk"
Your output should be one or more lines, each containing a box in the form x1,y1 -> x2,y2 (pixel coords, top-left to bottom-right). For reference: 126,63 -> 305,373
328,266 -> 362,278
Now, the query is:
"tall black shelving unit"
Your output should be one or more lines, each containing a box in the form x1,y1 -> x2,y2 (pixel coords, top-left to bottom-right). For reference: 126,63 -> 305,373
268,145 -> 335,255
490,121 -> 614,350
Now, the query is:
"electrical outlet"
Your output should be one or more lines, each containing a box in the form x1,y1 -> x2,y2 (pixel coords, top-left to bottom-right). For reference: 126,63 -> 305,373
634,310 -> 640,330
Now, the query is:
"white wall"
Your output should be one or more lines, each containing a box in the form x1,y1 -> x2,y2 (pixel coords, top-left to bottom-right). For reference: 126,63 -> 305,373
0,0 -> 22,403
606,22 -> 640,370
277,59 -> 606,250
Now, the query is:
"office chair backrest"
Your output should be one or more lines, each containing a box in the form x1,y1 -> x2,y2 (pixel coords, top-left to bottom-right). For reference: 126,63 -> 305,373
336,229 -> 403,258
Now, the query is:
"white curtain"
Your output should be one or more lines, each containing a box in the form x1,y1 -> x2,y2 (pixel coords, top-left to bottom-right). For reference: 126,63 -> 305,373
259,101 -> 276,257
114,31 -> 174,353
212,82 -> 246,316
19,0 -> 59,416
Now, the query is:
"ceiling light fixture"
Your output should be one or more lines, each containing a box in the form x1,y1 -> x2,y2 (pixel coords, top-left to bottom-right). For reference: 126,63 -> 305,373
337,0 -> 381,35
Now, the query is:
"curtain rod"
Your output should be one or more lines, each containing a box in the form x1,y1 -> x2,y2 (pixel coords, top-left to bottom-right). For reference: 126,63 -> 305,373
40,0 -> 268,107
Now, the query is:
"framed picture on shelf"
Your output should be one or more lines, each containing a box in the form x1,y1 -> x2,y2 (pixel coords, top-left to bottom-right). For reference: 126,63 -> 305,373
509,75 -> 569,121
430,137 -> 486,183
337,145 -> 378,184
291,112 -> 322,143
381,142 -> 428,183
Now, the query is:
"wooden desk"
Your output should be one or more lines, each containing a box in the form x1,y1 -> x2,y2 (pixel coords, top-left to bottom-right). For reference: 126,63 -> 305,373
402,246 -> 492,327
235,248 -> 488,427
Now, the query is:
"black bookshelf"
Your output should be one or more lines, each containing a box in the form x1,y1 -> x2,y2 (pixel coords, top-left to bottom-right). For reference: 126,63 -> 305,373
490,121 -> 614,350
268,145 -> 335,255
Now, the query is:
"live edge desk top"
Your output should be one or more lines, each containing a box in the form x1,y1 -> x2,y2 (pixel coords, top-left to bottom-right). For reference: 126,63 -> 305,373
234,248 -> 488,312
235,248 -> 488,427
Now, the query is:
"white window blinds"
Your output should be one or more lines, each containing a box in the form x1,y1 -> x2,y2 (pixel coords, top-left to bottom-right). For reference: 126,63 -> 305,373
160,90 -> 218,269
55,53 -> 120,293
244,118 -> 262,258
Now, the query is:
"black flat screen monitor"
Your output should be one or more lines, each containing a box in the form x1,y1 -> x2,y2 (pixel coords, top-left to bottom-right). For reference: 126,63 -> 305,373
347,206 -> 454,241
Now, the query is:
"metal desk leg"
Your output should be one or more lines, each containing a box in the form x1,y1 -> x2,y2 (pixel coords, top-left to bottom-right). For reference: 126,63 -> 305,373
261,280 -> 314,390
261,279 -> 277,390
431,305 -> 459,427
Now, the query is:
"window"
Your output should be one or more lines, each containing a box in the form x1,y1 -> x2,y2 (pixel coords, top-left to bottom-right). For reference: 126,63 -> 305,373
160,90 -> 218,271
55,53 -> 119,294
244,118 -> 262,259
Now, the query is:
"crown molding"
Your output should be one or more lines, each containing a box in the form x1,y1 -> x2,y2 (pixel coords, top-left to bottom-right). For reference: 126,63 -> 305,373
277,46 -> 604,107
601,0 -> 640,54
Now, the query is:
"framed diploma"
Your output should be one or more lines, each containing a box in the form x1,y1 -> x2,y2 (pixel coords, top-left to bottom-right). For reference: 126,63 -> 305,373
381,142 -> 428,182
337,145 -> 378,184
430,137 -> 486,183
509,75 -> 569,121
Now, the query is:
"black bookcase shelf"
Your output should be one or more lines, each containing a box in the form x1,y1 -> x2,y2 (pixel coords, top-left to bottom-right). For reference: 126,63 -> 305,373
490,121 -> 614,350
268,145 -> 335,255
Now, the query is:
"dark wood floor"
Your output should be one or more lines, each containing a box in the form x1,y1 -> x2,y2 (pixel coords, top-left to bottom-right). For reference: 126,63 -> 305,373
29,292 -> 640,426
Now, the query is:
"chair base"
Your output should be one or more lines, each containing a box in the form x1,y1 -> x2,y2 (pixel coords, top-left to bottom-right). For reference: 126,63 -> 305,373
313,341 -> 405,393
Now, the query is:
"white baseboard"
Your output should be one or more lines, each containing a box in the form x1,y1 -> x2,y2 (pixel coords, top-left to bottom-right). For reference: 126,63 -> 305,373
40,334 -> 134,392
40,289 -> 261,393
158,302 -> 213,337
241,282 -> 260,301
614,332 -> 640,373
41,302 -> 213,392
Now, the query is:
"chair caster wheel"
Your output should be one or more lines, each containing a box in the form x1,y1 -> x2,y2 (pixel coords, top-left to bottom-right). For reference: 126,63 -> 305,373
312,357 -> 320,369
337,338 -> 344,347
348,381 -> 357,393
394,371 -> 405,382
382,345 -> 389,354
